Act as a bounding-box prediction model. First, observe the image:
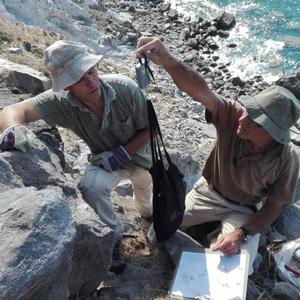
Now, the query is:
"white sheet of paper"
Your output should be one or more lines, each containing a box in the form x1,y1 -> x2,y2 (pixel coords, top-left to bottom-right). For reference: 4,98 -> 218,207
171,250 -> 249,300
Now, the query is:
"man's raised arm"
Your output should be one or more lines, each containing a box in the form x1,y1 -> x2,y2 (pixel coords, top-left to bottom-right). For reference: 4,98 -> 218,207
136,37 -> 221,113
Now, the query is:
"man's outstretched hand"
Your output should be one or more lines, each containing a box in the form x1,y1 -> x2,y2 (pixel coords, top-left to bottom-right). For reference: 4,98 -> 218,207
211,229 -> 244,256
0,124 -> 36,152
136,37 -> 174,67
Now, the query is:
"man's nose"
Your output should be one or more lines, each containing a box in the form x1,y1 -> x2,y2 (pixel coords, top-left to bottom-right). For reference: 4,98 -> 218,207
82,74 -> 94,85
239,114 -> 251,124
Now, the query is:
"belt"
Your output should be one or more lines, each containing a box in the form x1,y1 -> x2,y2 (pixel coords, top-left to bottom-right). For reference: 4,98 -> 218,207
210,185 -> 257,212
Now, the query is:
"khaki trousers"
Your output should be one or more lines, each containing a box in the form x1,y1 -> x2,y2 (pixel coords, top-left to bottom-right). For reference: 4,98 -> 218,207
79,164 -> 152,242
181,176 -> 260,275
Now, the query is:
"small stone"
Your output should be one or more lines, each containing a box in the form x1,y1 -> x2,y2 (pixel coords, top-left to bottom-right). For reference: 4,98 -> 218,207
8,47 -> 22,54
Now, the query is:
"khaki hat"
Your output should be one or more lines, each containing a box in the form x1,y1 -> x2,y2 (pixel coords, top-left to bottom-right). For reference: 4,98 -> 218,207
240,85 -> 300,144
43,40 -> 102,92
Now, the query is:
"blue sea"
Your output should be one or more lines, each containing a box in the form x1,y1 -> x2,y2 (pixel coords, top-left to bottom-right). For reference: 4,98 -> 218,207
170,0 -> 300,82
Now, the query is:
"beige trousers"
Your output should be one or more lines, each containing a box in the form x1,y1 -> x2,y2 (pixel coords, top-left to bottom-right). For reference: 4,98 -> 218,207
181,176 -> 260,275
79,164 -> 152,242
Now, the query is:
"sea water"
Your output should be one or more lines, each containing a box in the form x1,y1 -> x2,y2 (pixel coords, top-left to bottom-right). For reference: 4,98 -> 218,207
170,0 -> 300,82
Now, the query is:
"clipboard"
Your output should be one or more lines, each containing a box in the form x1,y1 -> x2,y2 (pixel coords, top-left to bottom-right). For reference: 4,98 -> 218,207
169,249 -> 249,300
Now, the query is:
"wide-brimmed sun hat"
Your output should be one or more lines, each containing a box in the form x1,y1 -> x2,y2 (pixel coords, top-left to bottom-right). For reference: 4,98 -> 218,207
239,85 -> 300,144
43,40 -> 102,92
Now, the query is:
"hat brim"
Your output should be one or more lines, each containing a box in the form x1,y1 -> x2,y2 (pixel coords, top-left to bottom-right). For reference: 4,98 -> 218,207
51,53 -> 102,92
239,95 -> 291,144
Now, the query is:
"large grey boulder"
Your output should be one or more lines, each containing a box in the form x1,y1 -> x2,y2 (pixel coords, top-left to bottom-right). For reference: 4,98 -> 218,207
0,187 -> 75,300
273,204 -> 300,239
215,12 -> 236,30
68,199 -> 114,299
1,140 -> 66,189
0,155 -> 24,191
0,134 -> 114,299
0,58 -> 51,94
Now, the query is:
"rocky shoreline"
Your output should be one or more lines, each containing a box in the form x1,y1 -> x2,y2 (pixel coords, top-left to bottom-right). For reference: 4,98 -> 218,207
86,1 -> 300,299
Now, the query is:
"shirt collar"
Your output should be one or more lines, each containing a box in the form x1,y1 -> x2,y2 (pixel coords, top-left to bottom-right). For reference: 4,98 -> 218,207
235,139 -> 284,166
99,78 -> 116,121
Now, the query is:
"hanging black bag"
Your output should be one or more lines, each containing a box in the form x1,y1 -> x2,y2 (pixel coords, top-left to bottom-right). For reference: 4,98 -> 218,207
147,100 -> 186,243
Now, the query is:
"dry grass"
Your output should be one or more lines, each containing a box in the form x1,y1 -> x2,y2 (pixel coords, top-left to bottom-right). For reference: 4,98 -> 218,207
0,18 -> 127,79
0,18 -> 65,74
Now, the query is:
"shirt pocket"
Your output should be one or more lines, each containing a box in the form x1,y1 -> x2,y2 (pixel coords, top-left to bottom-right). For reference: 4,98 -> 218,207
112,116 -> 136,144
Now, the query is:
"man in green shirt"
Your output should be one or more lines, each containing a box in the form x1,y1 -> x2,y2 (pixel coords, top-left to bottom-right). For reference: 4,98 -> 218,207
0,41 -> 153,247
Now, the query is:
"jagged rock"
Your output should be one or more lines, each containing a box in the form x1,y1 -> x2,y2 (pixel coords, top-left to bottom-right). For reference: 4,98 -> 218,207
201,66 -> 212,74
22,41 -> 32,51
201,20 -> 212,29
0,138 -> 69,193
212,55 -> 220,61
206,36 -> 219,50
273,204 -> 300,239
0,58 -> 50,94
68,198 -> 114,298
0,0 -> 104,51
215,11 -> 236,30
217,30 -> 230,38
168,150 -> 201,191
0,186 -> 114,300
227,43 -> 237,48
180,27 -> 190,40
182,50 -> 198,63
123,32 -> 138,44
231,76 -> 246,87
270,282 -> 300,300
168,9 -> 178,21
127,5 -> 135,13
291,131 -> 300,145
160,2 -> 170,13
206,25 -> 218,37
0,187 -> 76,300
276,72 -> 300,99
187,37 -> 200,50
0,156 -> 24,191
0,136 -> 114,299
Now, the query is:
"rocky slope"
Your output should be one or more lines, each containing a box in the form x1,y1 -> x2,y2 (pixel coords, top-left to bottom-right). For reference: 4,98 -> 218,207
0,0 -> 300,299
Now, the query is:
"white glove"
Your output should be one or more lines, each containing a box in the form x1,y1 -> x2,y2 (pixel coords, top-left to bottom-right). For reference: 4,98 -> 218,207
0,124 -> 36,152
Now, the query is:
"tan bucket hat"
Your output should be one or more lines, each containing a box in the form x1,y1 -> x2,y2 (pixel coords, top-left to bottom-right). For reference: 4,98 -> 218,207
240,85 -> 300,144
43,40 -> 102,92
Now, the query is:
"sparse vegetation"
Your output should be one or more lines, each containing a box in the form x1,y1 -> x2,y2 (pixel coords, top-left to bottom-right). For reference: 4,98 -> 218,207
0,31 -> 13,43
0,19 -> 64,71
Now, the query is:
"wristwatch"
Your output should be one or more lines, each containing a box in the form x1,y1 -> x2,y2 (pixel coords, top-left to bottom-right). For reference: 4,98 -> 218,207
237,226 -> 251,242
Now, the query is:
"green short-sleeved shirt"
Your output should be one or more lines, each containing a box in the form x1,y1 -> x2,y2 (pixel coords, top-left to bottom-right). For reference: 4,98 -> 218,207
203,97 -> 299,206
31,74 -> 151,169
